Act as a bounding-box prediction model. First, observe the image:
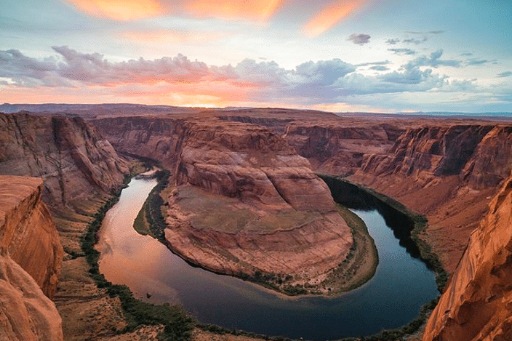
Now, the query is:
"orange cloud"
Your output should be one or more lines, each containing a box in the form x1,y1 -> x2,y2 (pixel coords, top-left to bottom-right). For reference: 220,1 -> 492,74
184,0 -> 283,21
304,0 -> 366,37
121,29 -> 227,43
65,0 -> 165,21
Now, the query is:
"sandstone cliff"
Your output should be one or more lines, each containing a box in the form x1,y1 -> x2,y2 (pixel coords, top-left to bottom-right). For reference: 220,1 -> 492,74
349,124 -> 512,273
95,116 -> 353,291
0,112 -> 130,340
0,175 -> 63,341
423,172 -> 512,341
0,112 -> 129,253
0,175 -> 62,298
167,120 -> 352,289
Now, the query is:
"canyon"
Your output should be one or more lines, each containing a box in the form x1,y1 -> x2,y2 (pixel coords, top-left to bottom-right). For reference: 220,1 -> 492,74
0,105 -> 511,340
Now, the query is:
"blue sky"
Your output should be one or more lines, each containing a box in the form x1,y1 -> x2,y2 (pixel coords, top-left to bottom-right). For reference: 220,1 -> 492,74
1,0 -> 511,113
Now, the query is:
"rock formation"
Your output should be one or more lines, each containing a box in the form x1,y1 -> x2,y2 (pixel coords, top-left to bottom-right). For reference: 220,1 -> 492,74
0,112 -> 130,340
166,120 -> 352,288
0,175 -> 63,341
0,176 -> 62,298
0,112 -> 129,253
423,172 -> 512,341
95,116 -> 353,290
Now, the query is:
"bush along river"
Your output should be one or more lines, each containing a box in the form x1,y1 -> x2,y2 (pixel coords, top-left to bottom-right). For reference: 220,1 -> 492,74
95,174 -> 439,341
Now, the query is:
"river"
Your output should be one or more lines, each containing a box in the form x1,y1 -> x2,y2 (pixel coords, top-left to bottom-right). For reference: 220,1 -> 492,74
96,177 -> 438,340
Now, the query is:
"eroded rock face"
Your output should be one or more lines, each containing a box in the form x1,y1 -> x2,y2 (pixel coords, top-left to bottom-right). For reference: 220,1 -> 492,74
0,175 -> 63,341
0,254 -> 63,341
167,120 -> 352,285
423,173 -> 512,341
0,175 -> 62,298
95,116 -> 353,287
0,112 -> 129,253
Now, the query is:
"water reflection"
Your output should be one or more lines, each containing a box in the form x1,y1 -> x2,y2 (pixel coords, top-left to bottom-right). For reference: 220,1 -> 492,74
97,178 -> 438,340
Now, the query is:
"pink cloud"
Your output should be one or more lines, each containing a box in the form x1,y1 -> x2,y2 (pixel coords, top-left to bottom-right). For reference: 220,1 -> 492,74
303,0 -> 367,37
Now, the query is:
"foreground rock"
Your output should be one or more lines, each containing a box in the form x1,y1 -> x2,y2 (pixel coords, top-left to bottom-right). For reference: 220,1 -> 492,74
0,175 -> 63,341
0,112 -> 130,340
423,172 -> 512,340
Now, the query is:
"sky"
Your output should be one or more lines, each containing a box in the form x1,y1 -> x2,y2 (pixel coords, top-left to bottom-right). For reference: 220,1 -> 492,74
1,0 -> 512,113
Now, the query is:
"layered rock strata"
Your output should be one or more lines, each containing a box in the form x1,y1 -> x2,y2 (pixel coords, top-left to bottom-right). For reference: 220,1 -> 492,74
167,120 -> 352,287
0,175 -> 63,341
423,172 -> 512,341
95,116 -> 353,289
0,112 -> 130,340
0,112 -> 129,253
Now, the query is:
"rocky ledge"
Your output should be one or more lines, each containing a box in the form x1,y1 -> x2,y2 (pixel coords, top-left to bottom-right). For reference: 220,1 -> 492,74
0,175 -> 63,341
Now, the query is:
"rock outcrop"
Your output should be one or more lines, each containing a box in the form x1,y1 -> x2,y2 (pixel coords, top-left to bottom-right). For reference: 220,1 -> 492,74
350,124 -> 512,272
0,112 -> 130,340
0,112 -> 129,253
0,175 -> 63,341
167,120 -> 352,288
95,116 -> 353,290
423,172 -> 512,341
0,175 -> 63,298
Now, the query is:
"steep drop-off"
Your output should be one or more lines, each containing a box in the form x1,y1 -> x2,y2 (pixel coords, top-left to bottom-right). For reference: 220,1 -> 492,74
168,120 -> 353,290
0,112 -> 131,340
0,175 -> 63,341
0,175 -> 62,298
0,112 -> 129,253
423,172 -> 512,341
95,116 -> 353,292
349,124 -> 512,272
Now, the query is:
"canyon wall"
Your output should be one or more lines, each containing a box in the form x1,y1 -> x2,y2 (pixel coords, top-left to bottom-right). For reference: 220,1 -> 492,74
0,176 -> 62,298
0,175 -> 63,341
0,112 -> 129,253
423,172 -> 512,341
0,112 -> 131,340
95,116 -> 353,291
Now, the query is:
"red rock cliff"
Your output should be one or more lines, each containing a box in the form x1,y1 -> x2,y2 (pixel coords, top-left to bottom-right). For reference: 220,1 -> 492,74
0,112 -> 129,253
0,175 -> 63,341
0,175 -> 63,298
94,116 -> 353,291
423,172 -> 512,341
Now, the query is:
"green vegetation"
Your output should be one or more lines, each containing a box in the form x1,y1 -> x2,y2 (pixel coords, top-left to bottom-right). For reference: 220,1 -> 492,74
319,174 -> 447,340
135,169 -> 171,242
81,175 -> 194,340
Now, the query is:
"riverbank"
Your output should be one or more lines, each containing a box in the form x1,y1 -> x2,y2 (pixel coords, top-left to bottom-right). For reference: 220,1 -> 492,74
83,175 -> 195,340
140,171 -> 377,297
319,175 -> 448,291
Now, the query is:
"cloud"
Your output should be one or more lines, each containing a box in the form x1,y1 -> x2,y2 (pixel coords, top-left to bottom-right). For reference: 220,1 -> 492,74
388,48 -> 416,56
0,47 -> 483,108
403,36 -> 427,45
497,71 -> 512,78
407,49 -> 461,68
386,38 -> 400,45
466,58 -> 495,66
370,65 -> 389,71
121,29 -> 227,43
303,0 -> 366,37
348,33 -> 371,45
183,0 -> 283,21
65,0 -> 165,21
65,0 -> 284,22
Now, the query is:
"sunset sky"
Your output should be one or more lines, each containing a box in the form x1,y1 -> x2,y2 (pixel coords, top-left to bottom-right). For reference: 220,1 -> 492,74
1,0 -> 511,113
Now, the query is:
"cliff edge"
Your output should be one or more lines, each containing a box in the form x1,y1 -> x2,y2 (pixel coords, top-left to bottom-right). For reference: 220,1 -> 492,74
423,172 -> 512,340
0,175 -> 63,341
